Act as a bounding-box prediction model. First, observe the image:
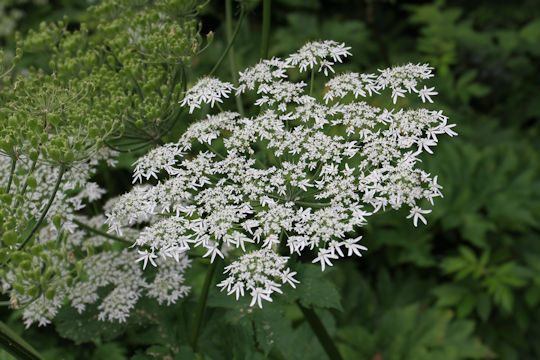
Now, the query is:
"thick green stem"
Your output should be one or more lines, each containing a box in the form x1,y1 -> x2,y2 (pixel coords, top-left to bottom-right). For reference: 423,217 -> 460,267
72,219 -> 135,247
225,0 -> 245,116
190,257 -> 220,351
310,69 -> 315,96
18,165 -> 65,251
297,302 -> 343,360
276,240 -> 341,360
209,4 -> 245,76
5,157 -> 16,194
294,201 -> 330,209
0,321 -> 43,360
260,0 -> 271,59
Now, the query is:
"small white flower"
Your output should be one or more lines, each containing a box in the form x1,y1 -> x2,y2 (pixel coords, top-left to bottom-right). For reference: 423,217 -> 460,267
250,287 -> 273,308
318,59 -> 335,76
136,250 -> 158,269
202,242 -> 224,263
281,268 -> 300,288
418,85 -> 438,103
391,87 -> 407,104
312,248 -> 339,271
343,236 -> 368,257
406,206 -> 432,227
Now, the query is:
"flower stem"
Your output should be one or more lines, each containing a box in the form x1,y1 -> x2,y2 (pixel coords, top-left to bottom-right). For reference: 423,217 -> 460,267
0,320 -> 43,360
5,157 -> 16,194
17,157 -> 37,199
209,4 -> 245,77
190,257 -> 220,352
297,301 -> 343,360
310,69 -> 315,96
72,219 -> 135,247
260,0 -> 271,59
18,164 -> 66,251
225,0 -> 245,116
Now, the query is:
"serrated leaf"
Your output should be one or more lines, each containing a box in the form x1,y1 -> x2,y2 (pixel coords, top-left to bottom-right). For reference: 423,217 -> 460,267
294,264 -> 343,311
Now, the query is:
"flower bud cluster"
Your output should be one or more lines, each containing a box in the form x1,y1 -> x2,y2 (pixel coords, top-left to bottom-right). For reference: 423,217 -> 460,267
1,0 -> 204,325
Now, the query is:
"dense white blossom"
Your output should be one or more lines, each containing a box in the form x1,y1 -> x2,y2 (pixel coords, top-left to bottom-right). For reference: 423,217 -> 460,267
217,249 -> 298,307
287,40 -> 352,73
0,149 -> 192,326
180,77 -> 234,113
108,41 -> 456,307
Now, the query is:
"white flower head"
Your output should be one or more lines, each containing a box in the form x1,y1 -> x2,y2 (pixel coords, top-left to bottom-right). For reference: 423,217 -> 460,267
217,249 -> 297,308
110,40 -> 455,306
180,77 -> 235,113
287,40 -> 352,73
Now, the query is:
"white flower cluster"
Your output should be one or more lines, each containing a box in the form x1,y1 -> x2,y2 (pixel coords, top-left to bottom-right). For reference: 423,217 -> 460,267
0,151 -> 193,327
217,249 -> 299,308
325,63 -> 439,104
108,41 -> 456,307
180,77 -> 234,113
0,148 -> 117,236
287,40 -> 352,73
18,222 -> 191,327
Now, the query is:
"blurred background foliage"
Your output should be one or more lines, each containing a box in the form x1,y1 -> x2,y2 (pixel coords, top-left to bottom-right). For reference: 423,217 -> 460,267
1,0 -> 539,359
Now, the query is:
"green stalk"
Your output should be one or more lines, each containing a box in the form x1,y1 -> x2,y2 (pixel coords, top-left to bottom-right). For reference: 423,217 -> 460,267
72,219 -> 135,247
276,238 -> 341,360
0,321 -> 43,360
18,164 -> 65,251
297,302 -> 343,360
190,257 -> 220,351
225,0 -> 245,116
12,157 -> 38,210
5,157 -> 16,193
18,158 -> 37,199
260,0 -> 271,59
209,4 -> 245,76
310,69 -> 315,96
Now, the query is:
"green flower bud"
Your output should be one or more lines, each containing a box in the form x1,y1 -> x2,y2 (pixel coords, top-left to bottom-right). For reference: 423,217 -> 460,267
20,260 -> 32,271
45,287 -> 56,300
52,214 -> 62,230
30,244 -> 43,256
2,230 -> 18,246
13,283 -> 24,295
27,175 -> 37,189
27,285 -> 39,298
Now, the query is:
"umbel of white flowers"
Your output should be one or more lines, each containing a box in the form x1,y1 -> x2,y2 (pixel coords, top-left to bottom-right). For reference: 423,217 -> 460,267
107,40 -> 457,308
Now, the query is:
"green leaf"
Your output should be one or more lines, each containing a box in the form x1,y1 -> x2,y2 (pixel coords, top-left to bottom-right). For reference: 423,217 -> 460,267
294,264 -> 343,311
91,343 -> 126,360
54,305 -> 125,345
476,293 -> 492,322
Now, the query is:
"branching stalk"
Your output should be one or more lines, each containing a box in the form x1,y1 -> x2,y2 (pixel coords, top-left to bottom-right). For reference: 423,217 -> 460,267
190,256 -> 221,351
18,164 -> 66,251
0,321 -> 43,360
72,219 -> 135,247
310,69 -> 315,96
261,0 -> 271,59
297,302 -> 343,360
225,0 -> 245,116
209,4 -> 245,76
5,157 -> 16,193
